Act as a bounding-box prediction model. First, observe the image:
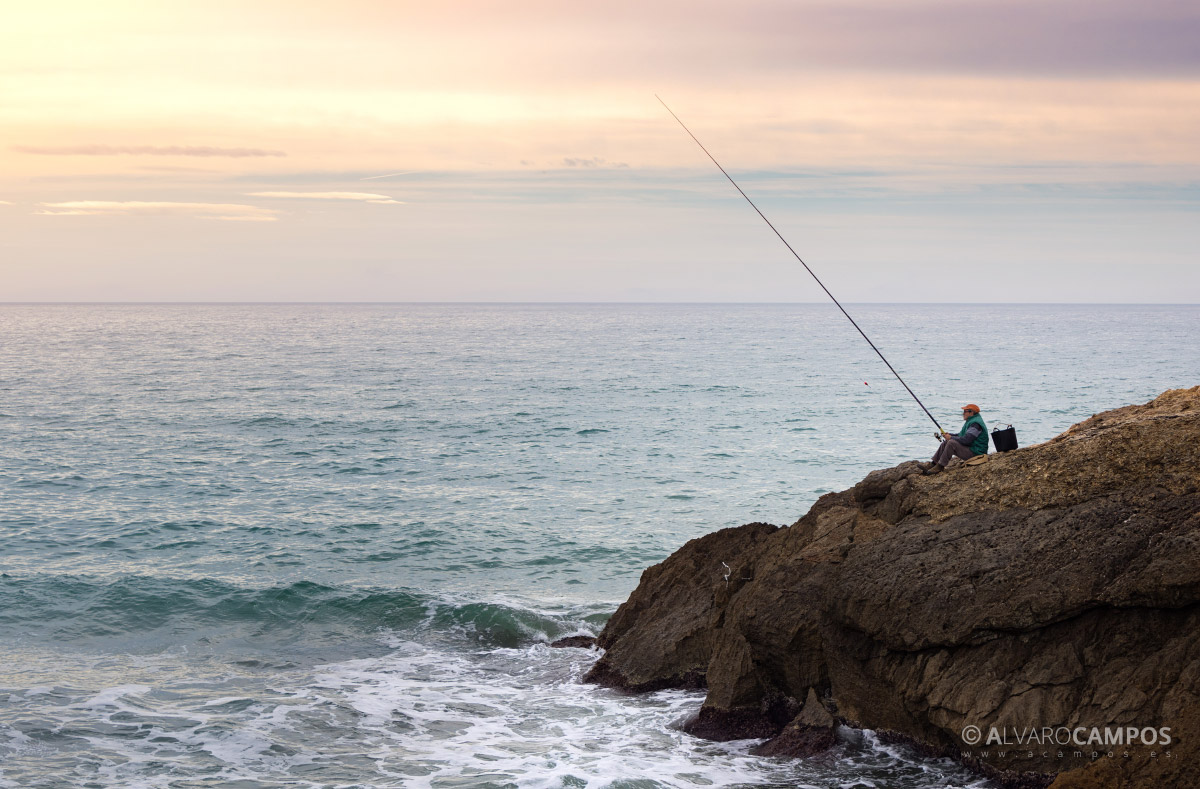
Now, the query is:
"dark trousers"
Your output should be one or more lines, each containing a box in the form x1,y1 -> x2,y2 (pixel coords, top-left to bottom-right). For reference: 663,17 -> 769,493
932,439 -> 976,467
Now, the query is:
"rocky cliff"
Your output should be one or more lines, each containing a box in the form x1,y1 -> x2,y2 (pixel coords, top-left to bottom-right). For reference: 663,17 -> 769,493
585,387 -> 1200,788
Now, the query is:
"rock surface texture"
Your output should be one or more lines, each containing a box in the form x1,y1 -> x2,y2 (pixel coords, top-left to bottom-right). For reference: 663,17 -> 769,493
586,387 -> 1200,788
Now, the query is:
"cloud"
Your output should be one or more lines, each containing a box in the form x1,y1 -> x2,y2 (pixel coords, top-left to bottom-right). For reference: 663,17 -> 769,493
563,157 -> 629,168
36,201 -> 280,221
726,0 -> 1200,77
0,200 -> 12,205
359,171 -> 414,181
14,145 -> 286,157
247,191 -> 403,204
136,165 -> 222,173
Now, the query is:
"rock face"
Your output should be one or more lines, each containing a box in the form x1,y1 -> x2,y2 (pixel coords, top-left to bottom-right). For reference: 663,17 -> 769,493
750,687 -> 838,758
586,387 -> 1200,788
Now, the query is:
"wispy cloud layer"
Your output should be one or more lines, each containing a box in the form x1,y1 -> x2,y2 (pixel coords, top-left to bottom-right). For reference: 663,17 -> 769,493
247,191 -> 403,204
359,172 -> 414,181
2,0 -> 1197,301
15,145 -> 285,157
562,157 -> 629,168
629,0 -> 1200,78
36,201 -> 279,221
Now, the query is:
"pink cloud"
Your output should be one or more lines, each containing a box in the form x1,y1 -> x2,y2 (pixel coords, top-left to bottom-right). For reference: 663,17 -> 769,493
15,145 -> 285,157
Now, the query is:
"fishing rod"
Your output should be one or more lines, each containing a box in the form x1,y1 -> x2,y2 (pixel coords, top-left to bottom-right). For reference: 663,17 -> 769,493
656,95 -> 945,435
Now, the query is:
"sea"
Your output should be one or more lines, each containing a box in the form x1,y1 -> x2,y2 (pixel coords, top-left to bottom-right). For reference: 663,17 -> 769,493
2,303 -> 1197,789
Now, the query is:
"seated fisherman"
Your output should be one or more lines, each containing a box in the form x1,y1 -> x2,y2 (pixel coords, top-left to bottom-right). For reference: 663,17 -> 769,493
925,404 -> 988,474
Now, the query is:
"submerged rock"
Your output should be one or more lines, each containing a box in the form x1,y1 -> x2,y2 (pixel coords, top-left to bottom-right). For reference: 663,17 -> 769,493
586,387 -> 1200,788
549,635 -> 597,649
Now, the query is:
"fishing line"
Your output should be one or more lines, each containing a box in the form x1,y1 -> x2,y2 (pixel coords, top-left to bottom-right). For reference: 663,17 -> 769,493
656,95 -> 944,434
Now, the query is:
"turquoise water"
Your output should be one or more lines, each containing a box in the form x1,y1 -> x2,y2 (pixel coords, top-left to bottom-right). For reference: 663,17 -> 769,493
1,303 -> 1196,788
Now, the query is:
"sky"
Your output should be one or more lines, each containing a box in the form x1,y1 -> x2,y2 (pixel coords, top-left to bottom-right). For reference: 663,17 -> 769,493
2,0 -> 1198,302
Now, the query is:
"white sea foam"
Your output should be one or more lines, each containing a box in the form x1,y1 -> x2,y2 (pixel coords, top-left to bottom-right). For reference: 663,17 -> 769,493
0,616 -> 995,789
296,639 -> 985,789
71,684 -> 153,711
309,641 -> 781,788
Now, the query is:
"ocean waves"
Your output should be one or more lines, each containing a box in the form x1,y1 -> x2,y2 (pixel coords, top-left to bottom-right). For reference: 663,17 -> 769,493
0,637 -> 991,789
0,574 -> 608,653
2,303 -> 1196,788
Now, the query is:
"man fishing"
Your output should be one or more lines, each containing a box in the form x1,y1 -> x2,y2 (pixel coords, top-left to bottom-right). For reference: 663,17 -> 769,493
658,100 -> 996,451
924,404 -> 988,474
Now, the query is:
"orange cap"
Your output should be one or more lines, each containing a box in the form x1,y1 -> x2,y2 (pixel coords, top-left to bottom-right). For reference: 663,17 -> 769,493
962,404 -> 980,414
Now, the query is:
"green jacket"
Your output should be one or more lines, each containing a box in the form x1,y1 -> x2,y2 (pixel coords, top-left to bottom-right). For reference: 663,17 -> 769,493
958,413 -> 989,455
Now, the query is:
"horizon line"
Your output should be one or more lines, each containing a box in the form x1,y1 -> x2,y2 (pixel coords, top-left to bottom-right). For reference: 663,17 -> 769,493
1,301 -> 1197,307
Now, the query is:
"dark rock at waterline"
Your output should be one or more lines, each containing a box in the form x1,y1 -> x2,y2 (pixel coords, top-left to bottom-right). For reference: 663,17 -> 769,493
684,690 -> 800,741
750,687 -> 838,758
585,387 -> 1200,789
549,635 -> 596,649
